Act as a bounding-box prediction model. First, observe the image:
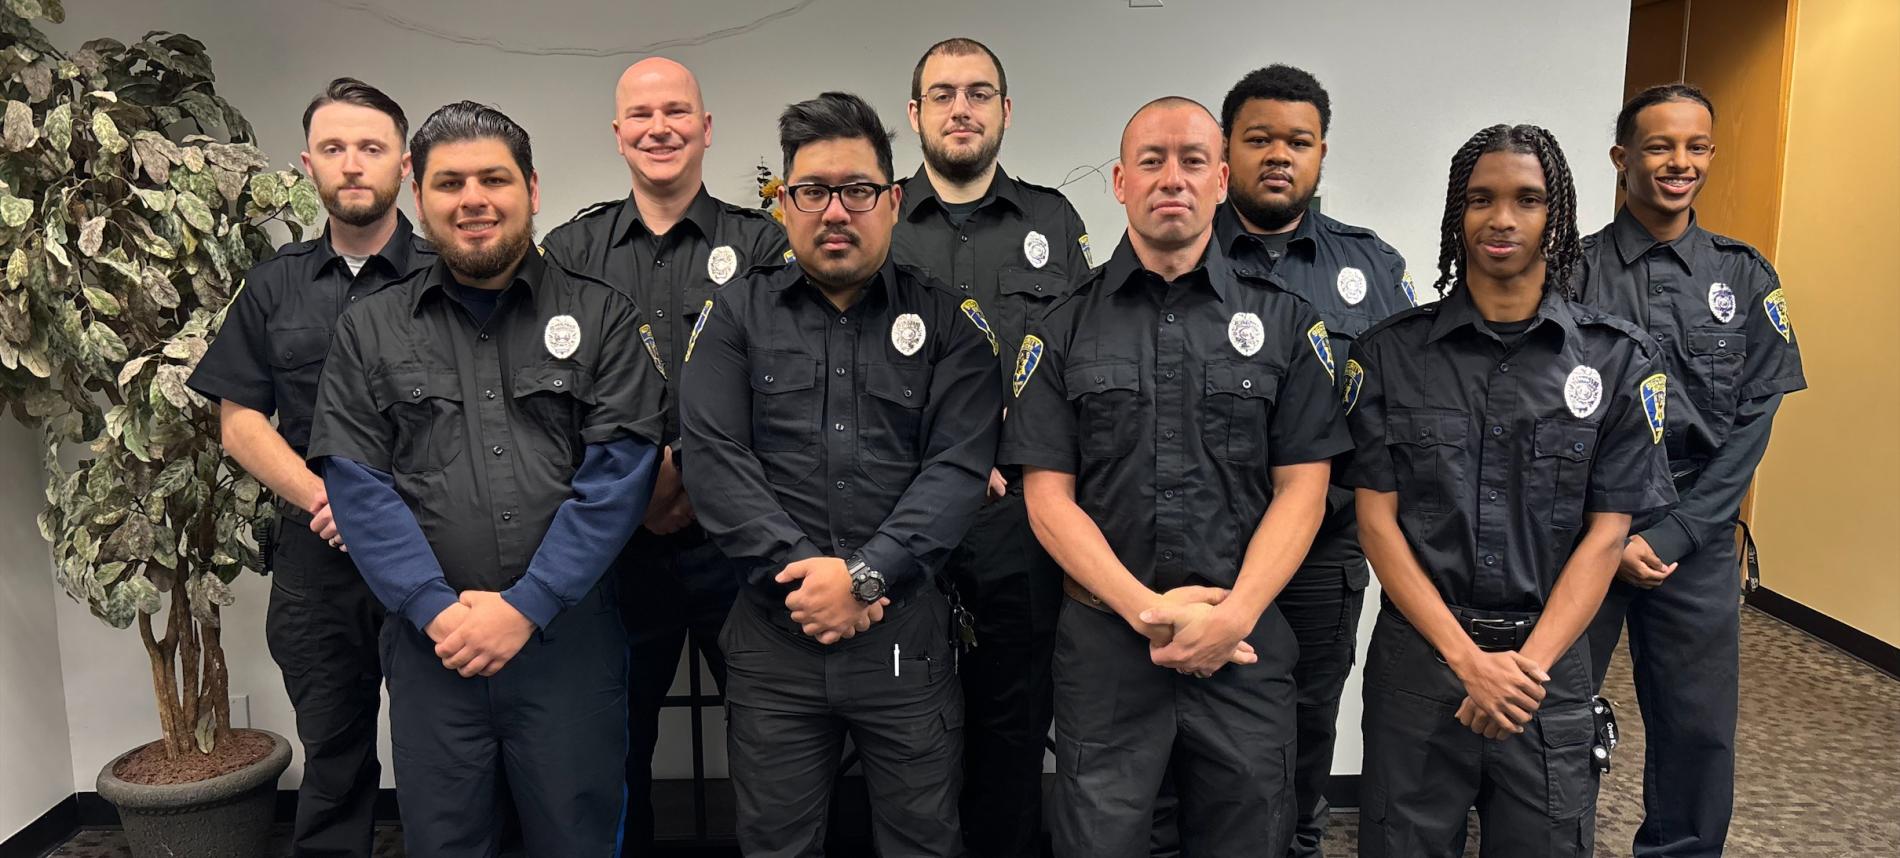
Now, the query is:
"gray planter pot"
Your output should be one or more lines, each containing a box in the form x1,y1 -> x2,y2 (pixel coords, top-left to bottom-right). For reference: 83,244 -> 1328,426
95,729 -> 292,858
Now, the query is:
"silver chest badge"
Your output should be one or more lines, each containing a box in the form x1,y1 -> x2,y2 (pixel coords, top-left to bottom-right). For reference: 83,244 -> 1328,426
1023,230 -> 1050,269
544,315 -> 581,359
1337,266 -> 1368,306
891,313 -> 927,356
1228,312 -> 1265,357
1564,365 -> 1604,418
1708,281 -> 1736,324
708,245 -> 738,285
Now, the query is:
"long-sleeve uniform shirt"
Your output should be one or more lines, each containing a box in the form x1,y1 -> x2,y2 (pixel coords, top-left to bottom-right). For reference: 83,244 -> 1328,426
1213,204 -> 1415,572
1575,208 -> 1806,565
999,236 -> 1352,591
187,213 -> 434,524
678,258 -> 1003,602
1342,286 -> 1678,610
541,187 -> 790,447
308,251 -> 667,630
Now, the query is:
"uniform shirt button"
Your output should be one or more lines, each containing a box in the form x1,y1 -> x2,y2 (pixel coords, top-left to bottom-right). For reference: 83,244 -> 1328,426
492,445 -> 505,456
1491,425 -> 1504,436
763,374 -> 775,384
839,316 -> 849,325
1241,378 -> 1253,390
411,388 -> 422,398
1164,370 -> 1175,380
501,511 -> 513,521
960,283 -> 970,292
655,309 -> 666,318
552,379 -> 564,388
834,423 -> 845,432
1717,339 -> 1727,349
838,538 -> 848,547
835,367 -> 847,376
1164,429 -> 1176,439
479,333 -> 491,342
959,234 -> 969,243
902,388 -> 913,398
1488,490 -> 1499,501
1573,441 -> 1586,453
1163,489 -> 1175,499
1499,363 -> 1511,373
1094,374 -> 1105,384
1162,550 -> 1175,560
1484,554 -> 1497,566
485,390 -> 496,399
349,295 -> 358,302
654,259 -> 666,268
834,481 -> 847,490
1165,313 -> 1177,323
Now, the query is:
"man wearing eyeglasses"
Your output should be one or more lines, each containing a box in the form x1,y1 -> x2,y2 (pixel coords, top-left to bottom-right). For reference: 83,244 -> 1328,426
679,91 -> 1001,858
891,38 -> 1092,858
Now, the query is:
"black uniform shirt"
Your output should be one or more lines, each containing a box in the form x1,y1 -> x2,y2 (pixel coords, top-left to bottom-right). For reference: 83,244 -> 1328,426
1216,204 -> 1414,570
188,212 -> 433,457
307,251 -> 667,592
677,258 -> 1002,598
1343,285 -> 1677,611
999,235 -> 1352,592
541,187 -> 789,445
892,166 -> 1093,389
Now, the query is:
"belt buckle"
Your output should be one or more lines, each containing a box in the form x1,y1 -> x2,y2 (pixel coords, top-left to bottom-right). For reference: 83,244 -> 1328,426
1467,617 -> 1525,652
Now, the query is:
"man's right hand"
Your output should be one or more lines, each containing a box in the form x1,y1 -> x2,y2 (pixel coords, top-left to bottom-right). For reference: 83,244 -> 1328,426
1615,535 -> 1677,589
424,602 -> 472,646
308,495 -> 344,551
644,447 -> 694,535
1447,648 -> 1549,732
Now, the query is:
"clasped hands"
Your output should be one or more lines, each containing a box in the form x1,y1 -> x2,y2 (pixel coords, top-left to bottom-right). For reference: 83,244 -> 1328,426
1131,586 -> 1259,679
778,557 -> 889,645
426,591 -> 536,678
1449,647 -> 1552,740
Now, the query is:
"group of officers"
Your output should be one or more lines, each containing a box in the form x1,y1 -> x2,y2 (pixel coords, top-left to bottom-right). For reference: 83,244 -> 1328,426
183,35 -> 1804,858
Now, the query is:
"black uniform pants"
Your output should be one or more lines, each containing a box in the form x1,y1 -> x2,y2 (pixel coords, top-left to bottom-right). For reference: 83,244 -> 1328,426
382,582 -> 628,858
268,517 -> 385,858
723,588 -> 965,858
1586,533 -> 1741,858
616,526 -> 744,855
1053,595 -> 1297,858
942,491 -> 1062,858
1359,606 -> 1598,858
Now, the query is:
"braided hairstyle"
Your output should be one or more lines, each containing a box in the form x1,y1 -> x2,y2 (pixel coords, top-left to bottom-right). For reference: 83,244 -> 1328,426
1432,124 -> 1581,299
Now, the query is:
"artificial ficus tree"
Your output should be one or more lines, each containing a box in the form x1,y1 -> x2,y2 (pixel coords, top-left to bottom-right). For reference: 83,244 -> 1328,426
1,2 -> 321,758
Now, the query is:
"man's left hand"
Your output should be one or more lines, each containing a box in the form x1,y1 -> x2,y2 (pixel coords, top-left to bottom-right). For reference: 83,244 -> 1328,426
779,557 -> 880,644
436,591 -> 536,677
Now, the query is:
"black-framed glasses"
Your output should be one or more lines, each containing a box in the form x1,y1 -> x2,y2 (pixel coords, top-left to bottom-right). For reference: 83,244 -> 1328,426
922,85 -> 1002,108
784,181 -> 892,213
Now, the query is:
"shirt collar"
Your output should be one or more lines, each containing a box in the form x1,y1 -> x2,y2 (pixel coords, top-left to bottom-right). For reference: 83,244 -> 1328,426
767,252 -> 899,310
613,185 -> 719,245
899,164 -> 1024,222
1213,202 -> 1318,262
410,244 -> 547,316
1425,280 -> 1580,346
1103,231 -> 1238,303
319,210 -> 420,278
1610,205 -> 1710,271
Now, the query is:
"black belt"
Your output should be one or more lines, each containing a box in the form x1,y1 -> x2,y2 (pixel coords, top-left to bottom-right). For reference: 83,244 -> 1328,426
1458,614 -> 1536,652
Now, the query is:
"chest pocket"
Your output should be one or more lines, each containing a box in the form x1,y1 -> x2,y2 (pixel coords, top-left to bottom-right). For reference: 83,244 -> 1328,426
995,269 -> 1062,345
1683,329 -> 1746,420
749,350 -> 820,453
861,362 -> 931,464
1065,360 -> 1142,460
266,326 -> 333,423
1202,360 -> 1280,464
513,363 -> 597,469
370,367 -> 465,473
1532,418 -> 1597,529
1384,408 -> 1470,517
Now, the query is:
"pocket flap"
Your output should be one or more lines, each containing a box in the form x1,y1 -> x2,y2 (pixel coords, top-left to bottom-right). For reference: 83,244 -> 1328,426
1685,330 -> 1745,356
370,367 -> 461,410
749,350 -> 819,394
1385,408 -> 1468,447
865,363 -> 927,409
998,269 -> 1060,298
512,362 -> 597,403
1204,360 -> 1278,400
1539,705 -> 1594,748
267,327 -> 332,370
1063,360 -> 1140,399
1535,418 -> 1596,462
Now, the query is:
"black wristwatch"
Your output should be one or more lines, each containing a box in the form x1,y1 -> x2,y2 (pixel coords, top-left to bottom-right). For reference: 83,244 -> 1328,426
846,555 -> 887,604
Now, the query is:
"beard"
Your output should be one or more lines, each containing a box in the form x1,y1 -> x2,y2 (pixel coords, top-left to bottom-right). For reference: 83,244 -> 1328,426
320,180 -> 400,228
921,127 -> 1004,185
1230,166 -> 1322,233
432,217 -> 536,282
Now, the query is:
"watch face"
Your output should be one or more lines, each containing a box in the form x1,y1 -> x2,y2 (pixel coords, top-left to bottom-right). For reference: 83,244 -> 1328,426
852,571 -> 885,601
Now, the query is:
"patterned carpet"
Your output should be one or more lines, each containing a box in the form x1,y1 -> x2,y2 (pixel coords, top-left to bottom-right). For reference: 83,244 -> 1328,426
43,608 -> 1899,857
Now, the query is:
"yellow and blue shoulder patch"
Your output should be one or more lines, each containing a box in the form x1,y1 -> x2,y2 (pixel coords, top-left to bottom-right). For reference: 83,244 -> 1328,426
1012,335 -> 1044,397
1762,288 -> 1792,342
1307,321 -> 1335,381
1400,271 -> 1419,307
1640,373 -> 1667,444
960,299 -> 998,355
683,299 -> 713,363
782,248 -> 797,265
1078,234 -> 1093,267
639,323 -> 667,379
1342,359 -> 1365,415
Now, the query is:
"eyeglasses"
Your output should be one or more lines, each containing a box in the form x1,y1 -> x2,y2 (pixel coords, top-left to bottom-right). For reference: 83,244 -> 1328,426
921,85 -> 1002,108
784,181 -> 892,213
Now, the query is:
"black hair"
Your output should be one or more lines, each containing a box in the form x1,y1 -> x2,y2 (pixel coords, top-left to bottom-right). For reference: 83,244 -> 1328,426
778,91 -> 895,182
1615,82 -> 1716,147
1219,64 -> 1332,137
301,77 -> 408,144
1433,124 -> 1581,298
408,101 -> 534,181
910,37 -> 1007,102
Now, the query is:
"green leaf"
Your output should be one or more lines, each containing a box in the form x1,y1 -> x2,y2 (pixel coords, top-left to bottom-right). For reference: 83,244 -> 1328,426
116,355 -> 151,388
288,179 -> 320,226
41,102 -> 71,153
123,574 -> 160,615
151,457 -> 192,497
81,285 -> 121,316
2,100 -> 36,151
0,193 -> 32,227
86,322 -> 126,362
5,248 -> 24,288
175,190 -> 213,231
132,187 -> 172,212
6,0 -> 45,20
43,236 -> 69,268
154,364 -> 194,409
78,216 -> 105,256
142,267 -> 180,308
91,110 -> 126,154
245,172 -> 285,211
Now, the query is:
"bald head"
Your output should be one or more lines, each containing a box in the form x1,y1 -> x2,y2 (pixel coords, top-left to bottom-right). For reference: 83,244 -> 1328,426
612,57 -> 712,192
1113,96 -> 1228,258
1120,97 -> 1221,159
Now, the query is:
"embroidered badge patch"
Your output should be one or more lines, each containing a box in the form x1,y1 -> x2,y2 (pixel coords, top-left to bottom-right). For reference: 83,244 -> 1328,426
1401,271 -> 1420,307
961,299 -> 998,356
683,299 -> 713,363
1343,359 -> 1365,415
1307,321 -> 1335,381
1012,335 -> 1044,397
1640,373 -> 1667,445
639,323 -> 667,378
1763,288 -> 1792,341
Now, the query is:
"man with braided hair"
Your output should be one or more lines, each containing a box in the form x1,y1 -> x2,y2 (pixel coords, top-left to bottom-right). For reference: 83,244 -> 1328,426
1578,84 -> 1806,858
1344,124 -> 1674,856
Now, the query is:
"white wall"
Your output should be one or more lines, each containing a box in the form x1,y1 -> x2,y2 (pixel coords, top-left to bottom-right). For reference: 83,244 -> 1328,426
34,0 -> 1632,792
0,418 -> 76,840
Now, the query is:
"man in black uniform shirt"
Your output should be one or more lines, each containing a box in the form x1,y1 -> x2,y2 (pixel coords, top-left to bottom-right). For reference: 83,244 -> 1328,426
309,102 -> 667,857
679,91 -> 999,858
1209,64 -> 1414,858
538,56 -> 789,854
187,78 -> 430,858
891,37 -> 1091,857
1346,124 -> 1674,857
1578,85 -> 1807,858
1002,97 -> 1348,858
